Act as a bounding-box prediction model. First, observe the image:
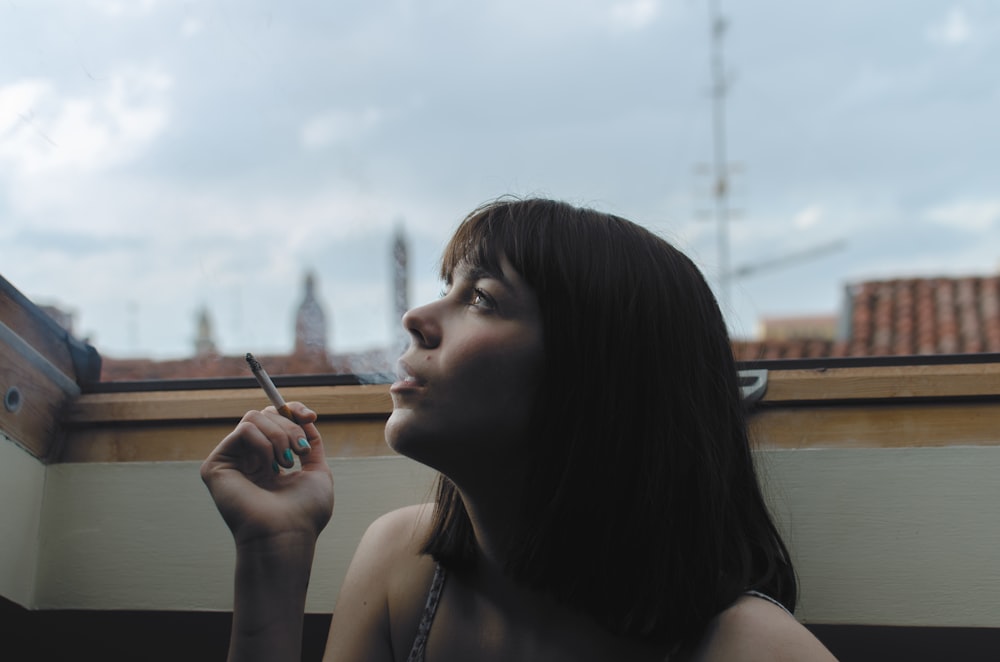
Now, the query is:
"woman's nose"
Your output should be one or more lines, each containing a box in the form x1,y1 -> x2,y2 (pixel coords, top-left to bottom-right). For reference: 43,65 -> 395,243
401,300 -> 442,349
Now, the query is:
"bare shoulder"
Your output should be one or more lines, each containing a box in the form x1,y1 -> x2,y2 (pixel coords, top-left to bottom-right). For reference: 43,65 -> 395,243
361,503 -> 436,553
689,595 -> 839,662
340,503 -> 437,601
324,504 -> 437,662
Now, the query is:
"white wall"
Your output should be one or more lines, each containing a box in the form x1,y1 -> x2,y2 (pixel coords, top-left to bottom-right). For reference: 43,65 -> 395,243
761,447 -> 1000,627
8,447 -> 1000,627
0,433 -> 46,608
34,457 -> 437,612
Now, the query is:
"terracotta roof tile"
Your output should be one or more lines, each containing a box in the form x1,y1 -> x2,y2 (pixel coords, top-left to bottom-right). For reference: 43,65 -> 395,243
734,273 -> 1000,362
731,338 -> 848,362
846,275 -> 1000,357
99,348 -> 393,382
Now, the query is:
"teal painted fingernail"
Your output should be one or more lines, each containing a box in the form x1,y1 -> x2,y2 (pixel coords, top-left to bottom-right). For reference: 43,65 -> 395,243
271,461 -> 280,474
298,438 -> 310,449
283,448 -> 294,463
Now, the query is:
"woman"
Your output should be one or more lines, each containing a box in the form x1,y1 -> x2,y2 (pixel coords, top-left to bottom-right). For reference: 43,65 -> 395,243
202,198 -> 837,661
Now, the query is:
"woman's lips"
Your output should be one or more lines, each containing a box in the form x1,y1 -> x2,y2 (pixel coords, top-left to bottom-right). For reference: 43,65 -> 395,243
390,360 -> 426,393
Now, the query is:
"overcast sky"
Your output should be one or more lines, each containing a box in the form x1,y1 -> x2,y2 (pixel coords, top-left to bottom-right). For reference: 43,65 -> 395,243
2,0 -> 998,361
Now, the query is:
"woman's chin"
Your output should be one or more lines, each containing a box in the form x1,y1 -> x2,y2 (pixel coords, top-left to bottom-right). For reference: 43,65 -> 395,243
384,409 -> 422,457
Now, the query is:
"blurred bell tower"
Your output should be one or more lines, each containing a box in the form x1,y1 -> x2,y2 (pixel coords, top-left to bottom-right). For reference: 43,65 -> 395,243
294,270 -> 328,356
392,222 -> 410,353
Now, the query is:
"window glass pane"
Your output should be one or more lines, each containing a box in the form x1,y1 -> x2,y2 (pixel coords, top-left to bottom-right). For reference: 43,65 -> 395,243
3,2 -> 997,383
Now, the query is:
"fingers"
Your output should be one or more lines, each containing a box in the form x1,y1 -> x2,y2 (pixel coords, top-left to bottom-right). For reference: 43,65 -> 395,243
285,402 -> 328,472
201,416 -> 278,487
252,409 -> 303,470
203,402 -> 324,480
259,403 -> 325,470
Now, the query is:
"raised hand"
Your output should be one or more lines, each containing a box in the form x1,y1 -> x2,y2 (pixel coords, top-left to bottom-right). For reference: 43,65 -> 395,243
201,402 -> 334,549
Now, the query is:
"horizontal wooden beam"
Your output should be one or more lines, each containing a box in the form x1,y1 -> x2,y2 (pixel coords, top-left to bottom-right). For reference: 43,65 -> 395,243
752,401 -> 1000,449
761,361 -> 1000,403
66,384 -> 392,424
60,385 -> 393,462
55,362 -> 1000,463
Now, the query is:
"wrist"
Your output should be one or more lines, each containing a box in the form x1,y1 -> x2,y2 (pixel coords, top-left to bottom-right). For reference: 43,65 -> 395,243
234,528 -> 319,559
233,531 -> 318,599
228,533 -> 318,659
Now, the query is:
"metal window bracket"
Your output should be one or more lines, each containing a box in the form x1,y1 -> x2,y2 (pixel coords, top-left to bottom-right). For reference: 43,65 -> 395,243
738,368 -> 768,405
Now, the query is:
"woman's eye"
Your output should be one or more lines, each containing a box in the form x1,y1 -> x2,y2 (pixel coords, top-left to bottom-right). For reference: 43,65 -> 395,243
440,277 -> 496,310
470,288 -> 496,310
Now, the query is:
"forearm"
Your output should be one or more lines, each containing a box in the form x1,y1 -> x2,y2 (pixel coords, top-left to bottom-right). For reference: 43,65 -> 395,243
227,534 -> 318,662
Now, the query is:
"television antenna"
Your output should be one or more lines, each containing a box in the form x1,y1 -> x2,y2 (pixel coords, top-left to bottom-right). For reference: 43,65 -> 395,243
697,2 -> 847,305
727,239 -> 849,281
698,0 -> 738,310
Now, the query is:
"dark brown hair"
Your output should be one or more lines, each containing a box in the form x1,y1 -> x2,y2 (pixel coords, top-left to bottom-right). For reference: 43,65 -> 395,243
422,197 -> 795,649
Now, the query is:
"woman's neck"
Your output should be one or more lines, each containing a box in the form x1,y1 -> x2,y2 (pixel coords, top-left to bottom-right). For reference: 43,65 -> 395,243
459,488 -> 517,576
439,495 -> 674,662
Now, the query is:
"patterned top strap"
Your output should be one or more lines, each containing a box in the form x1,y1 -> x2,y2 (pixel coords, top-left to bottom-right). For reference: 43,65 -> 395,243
406,563 -> 448,662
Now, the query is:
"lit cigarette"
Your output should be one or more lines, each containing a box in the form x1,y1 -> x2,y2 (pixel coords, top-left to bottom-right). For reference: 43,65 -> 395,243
245,353 -> 294,420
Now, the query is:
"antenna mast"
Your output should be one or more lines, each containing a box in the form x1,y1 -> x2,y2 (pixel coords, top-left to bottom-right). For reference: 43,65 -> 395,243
706,0 -> 737,310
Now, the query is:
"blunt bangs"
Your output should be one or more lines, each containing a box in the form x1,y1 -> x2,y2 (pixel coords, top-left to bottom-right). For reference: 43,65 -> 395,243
439,198 -> 547,291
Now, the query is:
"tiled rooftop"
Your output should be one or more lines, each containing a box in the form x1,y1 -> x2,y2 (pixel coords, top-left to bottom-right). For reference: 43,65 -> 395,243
845,275 -> 1000,356
99,348 -> 394,382
732,274 -> 1000,362
731,337 -> 845,362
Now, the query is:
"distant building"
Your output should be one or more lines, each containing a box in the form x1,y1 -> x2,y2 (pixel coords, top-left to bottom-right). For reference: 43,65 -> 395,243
99,249 -> 394,381
193,307 -> 218,357
294,270 -> 328,357
392,223 -> 410,353
756,315 -> 838,342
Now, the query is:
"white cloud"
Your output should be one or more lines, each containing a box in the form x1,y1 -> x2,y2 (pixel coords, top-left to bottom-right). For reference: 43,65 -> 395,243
5,163 -> 405,246
609,0 -> 661,32
0,79 -> 51,135
0,68 -> 171,175
793,204 -> 824,229
924,199 -> 1000,232
180,17 -> 205,38
300,108 -> 386,150
88,0 -> 160,18
927,7 -> 972,45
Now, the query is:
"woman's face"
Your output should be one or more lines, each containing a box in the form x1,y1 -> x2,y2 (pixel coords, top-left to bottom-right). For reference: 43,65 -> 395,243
385,253 -> 545,486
